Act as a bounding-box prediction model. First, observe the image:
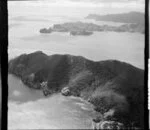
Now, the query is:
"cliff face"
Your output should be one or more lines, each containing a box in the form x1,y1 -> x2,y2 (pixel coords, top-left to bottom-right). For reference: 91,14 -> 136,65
9,51 -> 144,128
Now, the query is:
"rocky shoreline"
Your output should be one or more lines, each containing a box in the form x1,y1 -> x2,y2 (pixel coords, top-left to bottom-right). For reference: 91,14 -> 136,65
11,77 -> 140,129
60,86 -> 141,129
9,78 -> 141,130
8,74 -> 127,129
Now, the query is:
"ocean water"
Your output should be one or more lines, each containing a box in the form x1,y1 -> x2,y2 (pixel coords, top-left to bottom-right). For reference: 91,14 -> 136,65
8,1 -> 144,129
8,74 -> 97,129
8,11 -> 144,69
8,16 -> 144,68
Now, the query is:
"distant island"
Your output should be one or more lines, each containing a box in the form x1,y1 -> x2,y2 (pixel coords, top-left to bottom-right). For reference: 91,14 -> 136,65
9,51 -> 144,129
39,21 -> 144,35
40,22 -> 97,36
85,11 -> 144,24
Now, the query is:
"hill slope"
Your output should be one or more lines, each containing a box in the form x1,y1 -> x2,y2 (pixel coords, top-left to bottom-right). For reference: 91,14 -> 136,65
9,51 -> 144,128
86,11 -> 144,24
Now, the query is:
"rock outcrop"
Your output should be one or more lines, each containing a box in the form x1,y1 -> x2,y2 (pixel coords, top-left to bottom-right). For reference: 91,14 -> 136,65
40,81 -> 52,96
99,120 -> 124,129
61,87 -> 71,96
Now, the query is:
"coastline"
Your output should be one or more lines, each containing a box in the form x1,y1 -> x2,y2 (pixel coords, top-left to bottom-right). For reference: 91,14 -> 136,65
8,52 -> 144,129
8,71 -> 141,129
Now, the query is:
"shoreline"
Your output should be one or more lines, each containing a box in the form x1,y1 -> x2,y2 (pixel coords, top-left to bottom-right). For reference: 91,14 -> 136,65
8,52 -> 144,129
8,73 -> 131,129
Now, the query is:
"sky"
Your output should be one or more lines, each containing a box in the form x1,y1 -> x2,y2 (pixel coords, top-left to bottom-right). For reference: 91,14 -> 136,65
8,0 -> 145,11
8,0 -> 145,17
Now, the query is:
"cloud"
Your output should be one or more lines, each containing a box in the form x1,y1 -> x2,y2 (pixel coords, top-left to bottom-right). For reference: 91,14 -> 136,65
33,0 -> 144,9
69,0 -> 144,3
8,0 -> 144,13
12,90 -> 21,96
8,94 -> 65,129
8,0 -> 145,4
9,0 -> 144,2
68,0 -> 145,7
8,94 -> 87,129
8,93 -> 95,129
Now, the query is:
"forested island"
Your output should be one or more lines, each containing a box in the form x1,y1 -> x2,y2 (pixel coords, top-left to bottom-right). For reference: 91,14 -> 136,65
9,51 -> 144,129
40,21 -> 144,35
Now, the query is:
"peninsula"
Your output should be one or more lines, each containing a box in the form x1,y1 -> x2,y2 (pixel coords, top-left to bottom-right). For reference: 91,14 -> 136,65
9,51 -> 144,129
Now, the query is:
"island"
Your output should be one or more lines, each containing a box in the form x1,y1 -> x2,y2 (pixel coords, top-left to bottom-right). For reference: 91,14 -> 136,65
9,51 -> 144,129
39,21 -> 101,36
85,11 -> 144,24
40,27 -> 53,33
39,21 -> 144,35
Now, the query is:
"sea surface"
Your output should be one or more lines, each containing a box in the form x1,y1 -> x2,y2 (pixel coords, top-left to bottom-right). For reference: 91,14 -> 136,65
8,74 -> 97,129
8,2 -> 144,69
8,1 -> 144,129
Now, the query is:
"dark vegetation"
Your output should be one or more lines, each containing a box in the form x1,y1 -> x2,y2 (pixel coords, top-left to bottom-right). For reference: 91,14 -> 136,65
9,51 -> 144,128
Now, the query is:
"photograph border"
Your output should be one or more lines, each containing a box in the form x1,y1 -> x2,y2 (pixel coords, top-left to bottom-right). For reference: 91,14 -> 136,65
0,0 -> 149,129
